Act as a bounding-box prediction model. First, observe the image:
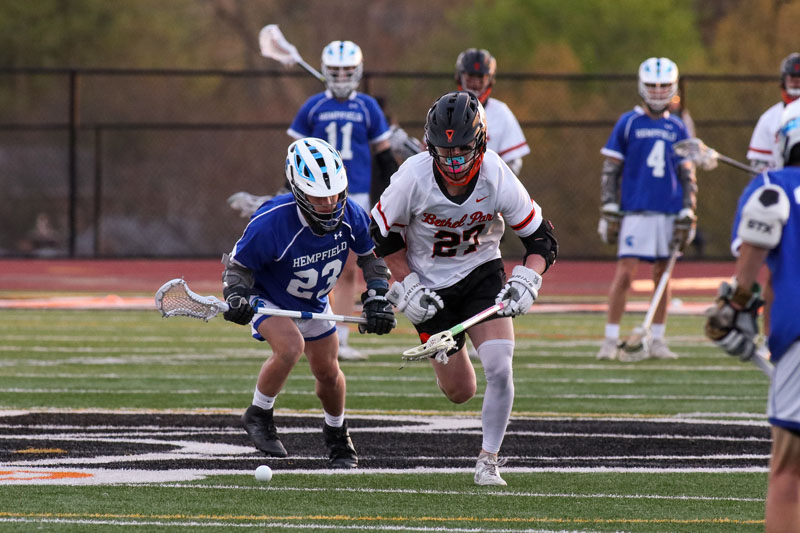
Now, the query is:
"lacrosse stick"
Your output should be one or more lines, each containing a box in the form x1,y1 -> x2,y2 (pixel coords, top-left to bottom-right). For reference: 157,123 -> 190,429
673,138 -> 757,175
618,246 -> 681,361
155,278 -> 366,324
258,24 -> 326,84
751,346 -> 774,378
401,302 -> 505,365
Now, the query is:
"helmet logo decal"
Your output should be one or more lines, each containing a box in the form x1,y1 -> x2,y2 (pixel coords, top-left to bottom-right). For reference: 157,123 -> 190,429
445,129 -> 455,142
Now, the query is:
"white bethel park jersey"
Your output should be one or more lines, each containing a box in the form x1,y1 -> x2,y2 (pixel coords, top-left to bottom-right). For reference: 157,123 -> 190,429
371,149 -> 542,290
485,97 -> 530,163
747,101 -> 784,167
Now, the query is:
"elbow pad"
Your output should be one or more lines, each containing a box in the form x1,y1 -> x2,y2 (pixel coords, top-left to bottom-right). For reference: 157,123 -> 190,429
601,158 -> 622,205
736,185 -> 789,249
221,253 -> 255,299
369,218 -> 406,258
521,219 -> 558,273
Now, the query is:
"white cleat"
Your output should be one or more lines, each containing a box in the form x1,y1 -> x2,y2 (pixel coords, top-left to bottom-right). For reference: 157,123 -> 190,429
337,344 -> 368,361
596,338 -> 619,361
648,338 -> 678,360
474,454 -> 507,486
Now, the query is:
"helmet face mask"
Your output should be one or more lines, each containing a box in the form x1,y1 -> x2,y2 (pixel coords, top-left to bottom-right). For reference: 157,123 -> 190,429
321,40 -> 363,99
775,99 -> 800,168
638,57 -> 679,113
455,48 -> 496,104
285,138 -> 349,234
781,53 -> 800,102
425,91 -> 487,186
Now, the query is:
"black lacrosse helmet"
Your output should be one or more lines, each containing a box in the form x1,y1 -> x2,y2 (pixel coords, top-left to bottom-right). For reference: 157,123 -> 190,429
425,91 -> 487,186
455,48 -> 496,104
781,52 -> 800,103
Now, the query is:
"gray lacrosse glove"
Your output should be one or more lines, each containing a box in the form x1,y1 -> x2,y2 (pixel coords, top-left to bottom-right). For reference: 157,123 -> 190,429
495,265 -> 542,317
672,207 -> 697,251
704,280 -> 762,361
386,272 -> 443,325
597,202 -> 622,245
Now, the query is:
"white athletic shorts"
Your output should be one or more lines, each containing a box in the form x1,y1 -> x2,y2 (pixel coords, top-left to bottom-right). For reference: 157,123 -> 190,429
250,297 -> 336,342
349,192 -> 371,213
768,341 -> 800,433
618,213 -> 676,261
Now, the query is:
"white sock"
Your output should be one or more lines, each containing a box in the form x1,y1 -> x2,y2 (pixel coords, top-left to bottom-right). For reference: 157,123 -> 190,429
324,410 -> 344,428
477,339 -> 515,454
605,324 -> 620,340
252,388 -> 275,410
651,324 -> 666,340
337,326 -> 350,346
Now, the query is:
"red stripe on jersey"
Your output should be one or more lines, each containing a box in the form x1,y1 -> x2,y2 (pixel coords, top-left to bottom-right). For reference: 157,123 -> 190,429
497,141 -> 528,157
511,202 -> 536,231
374,201 -> 406,232
748,147 -> 773,155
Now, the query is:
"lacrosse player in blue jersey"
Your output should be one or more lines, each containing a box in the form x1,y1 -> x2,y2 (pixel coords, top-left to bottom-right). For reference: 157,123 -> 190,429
285,40 -> 397,361
596,57 -> 697,361
221,138 -> 395,468
706,99 -> 800,532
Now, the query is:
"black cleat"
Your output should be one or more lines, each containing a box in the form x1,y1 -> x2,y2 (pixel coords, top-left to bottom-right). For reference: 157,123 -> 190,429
241,405 -> 288,458
323,421 -> 358,469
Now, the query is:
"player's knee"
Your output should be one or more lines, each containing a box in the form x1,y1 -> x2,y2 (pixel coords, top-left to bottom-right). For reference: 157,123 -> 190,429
613,269 -> 634,291
478,339 -> 514,389
446,385 -> 476,404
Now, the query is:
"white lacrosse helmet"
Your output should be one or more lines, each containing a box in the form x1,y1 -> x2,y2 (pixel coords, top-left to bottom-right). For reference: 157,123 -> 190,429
775,98 -> 800,168
638,57 -> 679,113
285,138 -> 348,234
321,40 -> 363,99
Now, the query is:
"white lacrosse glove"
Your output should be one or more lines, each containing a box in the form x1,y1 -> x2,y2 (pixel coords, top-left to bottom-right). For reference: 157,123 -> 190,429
672,207 -> 697,251
597,203 -> 622,245
386,272 -> 444,325
495,265 -> 542,317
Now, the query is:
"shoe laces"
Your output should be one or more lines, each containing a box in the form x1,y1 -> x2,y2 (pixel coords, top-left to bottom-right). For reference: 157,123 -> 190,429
479,455 -> 507,475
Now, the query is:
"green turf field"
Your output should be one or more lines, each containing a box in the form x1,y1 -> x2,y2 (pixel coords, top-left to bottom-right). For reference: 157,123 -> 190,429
0,309 -> 770,532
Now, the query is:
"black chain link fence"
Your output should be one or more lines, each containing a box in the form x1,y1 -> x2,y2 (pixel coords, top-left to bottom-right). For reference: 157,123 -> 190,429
0,68 -> 777,259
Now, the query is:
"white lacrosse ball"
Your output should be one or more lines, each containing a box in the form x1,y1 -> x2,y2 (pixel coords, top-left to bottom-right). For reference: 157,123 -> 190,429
254,465 -> 273,482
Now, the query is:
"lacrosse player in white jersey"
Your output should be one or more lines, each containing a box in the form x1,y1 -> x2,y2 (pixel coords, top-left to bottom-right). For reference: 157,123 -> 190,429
744,53 -> 800,347
455,48 -> 530,175
596,57 -> 697,361
706,99 -> 800,532
371,91 -> 558,486
221,138 -> 395,468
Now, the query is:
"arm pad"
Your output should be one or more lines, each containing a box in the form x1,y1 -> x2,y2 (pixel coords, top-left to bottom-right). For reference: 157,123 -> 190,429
736,184 -> 790,249
356,252 -> 392,283
520,219 -> 558,273
600,158 -> 622,206
369,218 -> 406,258
221,253 -> 255,299
678,161 -> 698,210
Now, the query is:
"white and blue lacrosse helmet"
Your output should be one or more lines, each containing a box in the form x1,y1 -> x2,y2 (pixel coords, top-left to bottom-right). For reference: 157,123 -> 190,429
638,57 -> 679,113
321,40 -> 363,99
285,137 -> 348,235
775,98 -> 800,168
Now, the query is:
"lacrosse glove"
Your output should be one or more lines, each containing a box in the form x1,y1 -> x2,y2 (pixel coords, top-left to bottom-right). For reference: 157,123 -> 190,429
359,280 -> 396,335
223,288 -> 255,325
386,272 -> 443,325
496,265 -> 542,317
597,203 -> 622,245
672,207 -> 697,251
704,279 -> 762,361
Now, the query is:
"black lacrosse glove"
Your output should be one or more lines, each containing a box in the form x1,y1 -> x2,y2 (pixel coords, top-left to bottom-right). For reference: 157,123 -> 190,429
223,288 -> 255,325
704,280 -> 762,361
359,280 -> 396,335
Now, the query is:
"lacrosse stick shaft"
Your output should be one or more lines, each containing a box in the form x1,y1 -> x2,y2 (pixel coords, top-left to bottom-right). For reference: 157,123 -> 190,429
753,346 -> 774,378
253,304 -> 366,325
450,303 -> 505,336
641,247 -> 680,331
717,153 -> 758,174
295,58 -> 326,84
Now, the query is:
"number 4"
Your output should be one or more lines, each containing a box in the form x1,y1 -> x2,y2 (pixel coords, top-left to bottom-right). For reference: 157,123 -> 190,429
647,140 -> 666,178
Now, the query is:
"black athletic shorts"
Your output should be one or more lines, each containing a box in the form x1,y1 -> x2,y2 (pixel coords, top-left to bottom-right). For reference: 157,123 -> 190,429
414,258 -> 507,355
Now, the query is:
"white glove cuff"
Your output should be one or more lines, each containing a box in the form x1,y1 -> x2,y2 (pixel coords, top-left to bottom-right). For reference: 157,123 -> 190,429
510,265 -> 542,297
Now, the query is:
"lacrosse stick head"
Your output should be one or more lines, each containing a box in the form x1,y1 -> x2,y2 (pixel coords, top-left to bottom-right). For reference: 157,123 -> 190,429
617,327 -> 649,362
258,24 -> 301,66
155,278 -> 226,321
402,330 -> 458,362
673,138 -> 718,171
